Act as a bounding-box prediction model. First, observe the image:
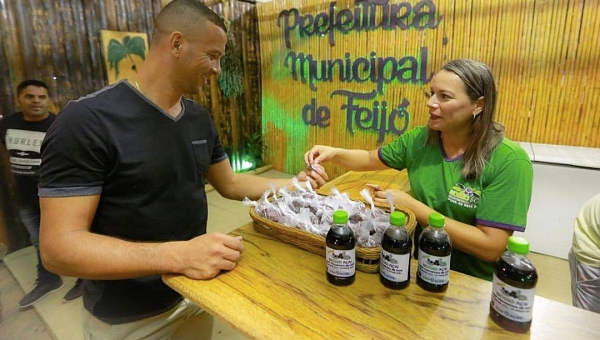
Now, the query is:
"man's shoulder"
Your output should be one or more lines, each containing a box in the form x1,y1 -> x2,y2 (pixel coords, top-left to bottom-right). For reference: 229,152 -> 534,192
46,112 -> 57,120
0,112 -> 23,129
0,111 -> 22,122
58,82 -> 132,118
70,81 -> 130,107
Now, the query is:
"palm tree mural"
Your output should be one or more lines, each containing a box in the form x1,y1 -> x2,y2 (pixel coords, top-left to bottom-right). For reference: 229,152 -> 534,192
107,36 -> 147,79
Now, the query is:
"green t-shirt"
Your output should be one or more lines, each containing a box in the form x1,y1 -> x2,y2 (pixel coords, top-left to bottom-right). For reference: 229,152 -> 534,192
379,126 -> 533,280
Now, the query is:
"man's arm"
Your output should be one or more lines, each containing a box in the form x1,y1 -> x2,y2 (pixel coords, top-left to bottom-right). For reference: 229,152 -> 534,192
39,195 -> 244,280
206,159 -> 327,201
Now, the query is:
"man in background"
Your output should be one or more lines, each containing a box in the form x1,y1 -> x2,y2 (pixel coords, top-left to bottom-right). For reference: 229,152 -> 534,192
569,192 -> 600,313
0,79 -> 82,308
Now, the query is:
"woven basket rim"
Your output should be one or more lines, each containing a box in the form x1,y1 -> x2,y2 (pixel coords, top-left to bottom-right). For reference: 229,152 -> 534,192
248,191 -> 417,274
248,193 -> 417,248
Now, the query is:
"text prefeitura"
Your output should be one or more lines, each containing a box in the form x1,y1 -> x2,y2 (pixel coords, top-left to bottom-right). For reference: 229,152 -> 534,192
276,0 -> 442,143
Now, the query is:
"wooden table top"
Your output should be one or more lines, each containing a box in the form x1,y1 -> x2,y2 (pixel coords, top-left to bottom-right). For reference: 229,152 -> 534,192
163,221 -> 600,340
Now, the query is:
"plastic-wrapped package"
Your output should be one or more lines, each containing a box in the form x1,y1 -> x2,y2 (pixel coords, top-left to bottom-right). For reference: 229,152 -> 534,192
244,181 -> 390,247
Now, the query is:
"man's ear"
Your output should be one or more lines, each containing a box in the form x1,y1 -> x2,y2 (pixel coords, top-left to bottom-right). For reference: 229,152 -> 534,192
170,31 -> 183,56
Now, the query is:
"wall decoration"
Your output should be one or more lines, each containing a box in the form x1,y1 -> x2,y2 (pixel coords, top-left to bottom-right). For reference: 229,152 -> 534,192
100,30 -> 148,84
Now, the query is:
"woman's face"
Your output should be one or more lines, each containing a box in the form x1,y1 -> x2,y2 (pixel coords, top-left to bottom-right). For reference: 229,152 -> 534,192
426,70 -> 482,134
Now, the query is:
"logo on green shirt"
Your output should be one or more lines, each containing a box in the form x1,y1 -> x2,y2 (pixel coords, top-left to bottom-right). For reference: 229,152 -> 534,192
448,183 -> 481,209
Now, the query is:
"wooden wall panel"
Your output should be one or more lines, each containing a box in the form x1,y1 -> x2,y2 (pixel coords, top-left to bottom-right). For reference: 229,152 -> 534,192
0,0 -> 162,115
257,0 -> 600,178
0,0 -> 259,164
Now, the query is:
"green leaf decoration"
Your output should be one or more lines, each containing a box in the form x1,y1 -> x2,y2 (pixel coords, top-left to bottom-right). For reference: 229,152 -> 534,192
218,31 -> 244,98
107,39 -> 127,78
107,35 -> 147,79
123,36 -> 147,61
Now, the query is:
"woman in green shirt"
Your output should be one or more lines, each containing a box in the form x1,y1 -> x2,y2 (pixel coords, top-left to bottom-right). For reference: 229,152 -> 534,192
304,59 -> 533,280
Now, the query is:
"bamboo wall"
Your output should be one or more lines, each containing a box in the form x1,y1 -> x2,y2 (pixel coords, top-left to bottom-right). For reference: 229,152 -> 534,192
0,0 -> 161,115
0,0 -> 260,155
257,0 -> 600,178
0,0 -> 260,252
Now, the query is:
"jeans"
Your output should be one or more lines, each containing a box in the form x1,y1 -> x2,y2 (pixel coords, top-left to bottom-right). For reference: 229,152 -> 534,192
18,206 -> 61,284
83,299 -> 214,340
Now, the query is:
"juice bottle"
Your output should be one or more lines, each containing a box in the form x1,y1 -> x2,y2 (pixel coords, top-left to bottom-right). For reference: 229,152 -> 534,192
380,211 -> 412,289
417,212 -> 451,292
326,209 -> 355,286
490,236 -> 538,332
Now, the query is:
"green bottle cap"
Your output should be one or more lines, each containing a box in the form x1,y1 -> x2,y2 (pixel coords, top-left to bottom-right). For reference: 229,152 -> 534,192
507,236 -> 530,255
389,211 -> 406,226
333,210 -> 349,224
428,212 -> 445,228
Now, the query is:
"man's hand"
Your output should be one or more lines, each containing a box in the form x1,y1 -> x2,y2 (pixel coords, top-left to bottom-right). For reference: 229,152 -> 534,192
180,232 -> 245,280
297,163 -> 329,189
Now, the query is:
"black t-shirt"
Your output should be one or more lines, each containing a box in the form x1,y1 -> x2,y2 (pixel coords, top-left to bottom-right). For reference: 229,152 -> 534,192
0,112 -> 56,208
39,81 -> 227,324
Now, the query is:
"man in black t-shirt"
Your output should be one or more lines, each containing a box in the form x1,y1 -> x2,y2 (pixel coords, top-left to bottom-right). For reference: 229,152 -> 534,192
0,79 -> 81,308
38,1 -> 327,338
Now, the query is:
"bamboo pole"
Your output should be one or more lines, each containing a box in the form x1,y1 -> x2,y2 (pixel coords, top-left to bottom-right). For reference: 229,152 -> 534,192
579,0 -> 600,146
545,0 -> 564,145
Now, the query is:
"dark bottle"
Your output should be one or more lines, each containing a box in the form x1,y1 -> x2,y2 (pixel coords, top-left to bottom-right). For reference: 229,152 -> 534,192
326,209 -> 356,286
417,212 -> 452,292
490,236 -> 538,333
379,211 -> 412,289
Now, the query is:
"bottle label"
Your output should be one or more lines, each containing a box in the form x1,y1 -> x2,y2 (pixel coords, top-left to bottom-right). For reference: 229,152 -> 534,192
326,246 -> 356,277
490,274 -> 535,322
417,249 -> 450,285
380,250 -> 410,282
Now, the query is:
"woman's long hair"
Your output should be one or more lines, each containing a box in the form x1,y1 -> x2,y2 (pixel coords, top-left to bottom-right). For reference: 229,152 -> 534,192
426,59 -> 505,180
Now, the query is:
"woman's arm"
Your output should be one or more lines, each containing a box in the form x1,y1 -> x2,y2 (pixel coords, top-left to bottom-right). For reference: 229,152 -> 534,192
374,190 -> 511,262
305,146 -> 388,171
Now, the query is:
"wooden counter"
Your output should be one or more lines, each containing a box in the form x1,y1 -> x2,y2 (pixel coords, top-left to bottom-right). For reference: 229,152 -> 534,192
163,222 -> 600,340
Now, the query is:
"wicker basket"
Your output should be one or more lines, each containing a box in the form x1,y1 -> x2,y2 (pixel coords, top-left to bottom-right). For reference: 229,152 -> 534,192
249,199 -> 416,274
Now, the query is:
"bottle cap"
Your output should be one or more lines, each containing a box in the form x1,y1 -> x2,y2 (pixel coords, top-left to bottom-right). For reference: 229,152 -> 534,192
428,212 -> 445,228
389,211 -> 406,226
507,236 -> 530,255
333,210 -> 349,224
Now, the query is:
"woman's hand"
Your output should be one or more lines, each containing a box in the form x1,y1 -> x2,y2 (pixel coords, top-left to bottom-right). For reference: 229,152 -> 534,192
372,189 -> 415,209
304,145 -> 339,167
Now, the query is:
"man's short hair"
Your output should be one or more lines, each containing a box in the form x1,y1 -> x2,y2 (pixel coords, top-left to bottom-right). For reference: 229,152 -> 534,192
154,0 -> 227,39
17,80 -> 49,95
